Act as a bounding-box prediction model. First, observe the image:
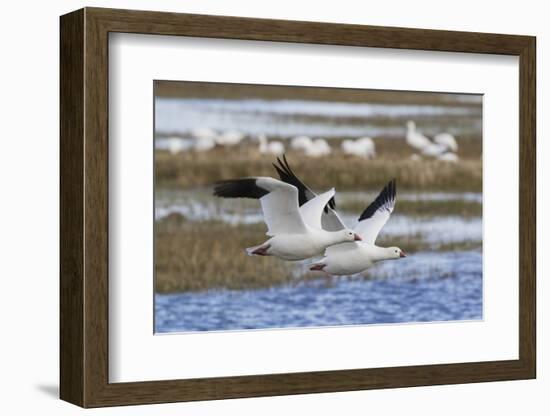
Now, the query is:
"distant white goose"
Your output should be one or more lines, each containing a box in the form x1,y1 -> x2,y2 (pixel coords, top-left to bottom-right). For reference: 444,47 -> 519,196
341,137 -> 376,159
216,131 -> 245,146
166,136 -> 193,154
290,136 -> 313,151
357,137 -> 376,154
305,138 -> 331,157
272,157 -> 405,274
406,120 -> 432,151
193,136 -> 216,152
191,127 -> 218,141
213,177 -> 361,261
436,152 -> 459,162
433,132 -> 458,152
341,139 -> 358,155
407,121 -> 460,159
258,134 -> 285,155
421,142 -> 448,157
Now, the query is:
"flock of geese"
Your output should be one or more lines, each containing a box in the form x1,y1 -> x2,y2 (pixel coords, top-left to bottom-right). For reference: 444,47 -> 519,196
406,121 -> 459,162
164,120 -> 459,161
213,156 -> 406,275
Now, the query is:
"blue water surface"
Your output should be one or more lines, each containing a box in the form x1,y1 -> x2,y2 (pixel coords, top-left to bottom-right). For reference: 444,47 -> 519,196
155,250 -> 482,333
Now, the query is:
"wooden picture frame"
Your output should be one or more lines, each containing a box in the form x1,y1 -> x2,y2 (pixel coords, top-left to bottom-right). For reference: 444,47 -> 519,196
60,7 -> 536,408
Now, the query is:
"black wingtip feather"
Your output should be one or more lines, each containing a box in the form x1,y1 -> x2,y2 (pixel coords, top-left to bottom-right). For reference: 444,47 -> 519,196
272,162 -> 286,181
358,179 -> 397,221
213,178 -> 269,199
272,154 -> 336,211
272,155 -> 309,207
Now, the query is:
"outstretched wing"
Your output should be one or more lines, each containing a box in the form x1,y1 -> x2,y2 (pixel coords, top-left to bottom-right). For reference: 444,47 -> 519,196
213,177 -> 307,236
273,155 -> 345,231
319,208 -> 346,232
273,155 -> 335,210
299,188 -> 335,230
354,179 -> 396,244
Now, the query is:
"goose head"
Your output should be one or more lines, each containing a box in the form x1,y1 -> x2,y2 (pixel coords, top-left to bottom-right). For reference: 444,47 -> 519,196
339,229 -> 362,242
385,246 -> 407,259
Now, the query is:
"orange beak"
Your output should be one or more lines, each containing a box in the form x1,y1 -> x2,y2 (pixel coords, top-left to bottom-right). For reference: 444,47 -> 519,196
400,251 -> 407,258
354,233 -> 362,241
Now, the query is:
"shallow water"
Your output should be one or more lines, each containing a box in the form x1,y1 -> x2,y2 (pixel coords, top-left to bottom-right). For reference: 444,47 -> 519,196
155,250 -> 482,333
154,97 -> 482,140
156,189 -> 483,217
155,189 -> 482,245
154,190 -> 483,333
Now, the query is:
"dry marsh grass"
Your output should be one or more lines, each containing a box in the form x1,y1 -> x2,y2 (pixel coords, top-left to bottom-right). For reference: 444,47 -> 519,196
155,214 -> 481,293
155,138 -> 482,192
155,215 -> 313,293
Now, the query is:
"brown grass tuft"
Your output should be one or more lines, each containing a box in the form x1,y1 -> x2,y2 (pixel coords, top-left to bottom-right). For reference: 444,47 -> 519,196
155,215 -> 481,293
155,215 -> 318,293
155,139 -> 482,192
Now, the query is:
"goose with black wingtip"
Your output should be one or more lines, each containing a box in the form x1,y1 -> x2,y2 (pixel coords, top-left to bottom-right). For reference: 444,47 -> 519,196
272,156 -> 406,274
213,177 -> 361,261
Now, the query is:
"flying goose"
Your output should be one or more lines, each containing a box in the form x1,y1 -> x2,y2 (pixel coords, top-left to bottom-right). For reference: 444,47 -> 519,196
272,157 -> 406,274
272,155 -> 344,232
213,177 -> 361,261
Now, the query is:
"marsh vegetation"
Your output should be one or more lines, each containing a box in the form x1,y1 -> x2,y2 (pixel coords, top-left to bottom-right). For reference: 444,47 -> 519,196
155,139 -> 481,192
154,192 -> 483,293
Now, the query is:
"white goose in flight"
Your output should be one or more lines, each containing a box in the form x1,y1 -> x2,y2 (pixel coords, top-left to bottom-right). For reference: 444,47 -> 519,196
272,156 -> 406,274
213,177 -> 361,261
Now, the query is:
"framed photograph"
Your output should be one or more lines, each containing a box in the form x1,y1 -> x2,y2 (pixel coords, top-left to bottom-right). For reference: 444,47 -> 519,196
60,7 -> 536,407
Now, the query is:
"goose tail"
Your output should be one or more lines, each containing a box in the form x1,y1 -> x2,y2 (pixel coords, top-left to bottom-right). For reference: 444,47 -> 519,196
245,243 -> 271,256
